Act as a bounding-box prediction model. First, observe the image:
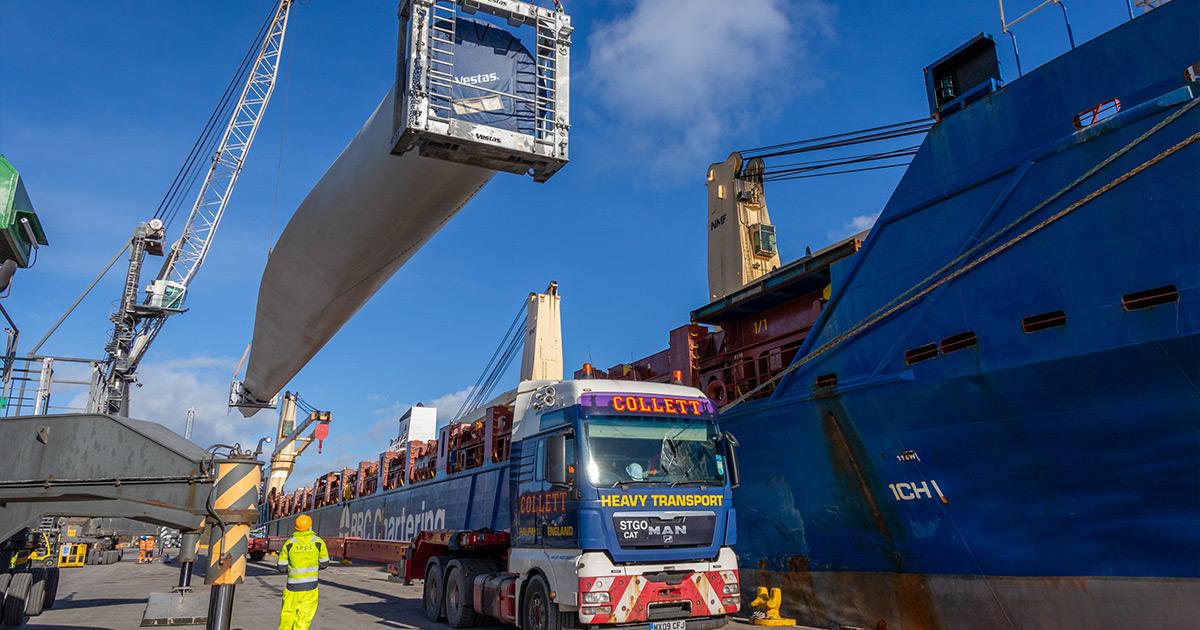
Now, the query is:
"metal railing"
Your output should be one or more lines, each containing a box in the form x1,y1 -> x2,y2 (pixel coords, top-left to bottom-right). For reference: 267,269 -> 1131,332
3,355 -> 100,417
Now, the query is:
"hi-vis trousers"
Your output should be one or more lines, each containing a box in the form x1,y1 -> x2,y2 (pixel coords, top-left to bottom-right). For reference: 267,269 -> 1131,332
279,587 -> 319,630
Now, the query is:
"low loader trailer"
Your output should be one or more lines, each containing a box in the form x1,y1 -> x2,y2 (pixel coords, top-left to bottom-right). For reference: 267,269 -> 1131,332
262,379 -> 744,630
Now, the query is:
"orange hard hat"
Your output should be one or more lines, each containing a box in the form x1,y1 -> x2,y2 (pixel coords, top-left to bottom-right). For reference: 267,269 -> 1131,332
295,514 -> 312,532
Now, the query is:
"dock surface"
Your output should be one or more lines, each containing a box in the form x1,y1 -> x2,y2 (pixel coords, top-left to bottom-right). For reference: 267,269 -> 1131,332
29,554 -> 763,629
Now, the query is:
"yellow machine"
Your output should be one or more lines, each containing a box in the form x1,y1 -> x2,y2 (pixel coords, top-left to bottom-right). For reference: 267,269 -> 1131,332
57,543 -> 88,568
12,531 -> 58,568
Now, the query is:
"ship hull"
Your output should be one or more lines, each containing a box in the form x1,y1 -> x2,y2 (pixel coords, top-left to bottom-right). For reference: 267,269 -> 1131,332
724,332 -> 1200,629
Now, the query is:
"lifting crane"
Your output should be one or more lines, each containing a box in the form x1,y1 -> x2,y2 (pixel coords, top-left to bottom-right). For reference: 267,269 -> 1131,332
90,0 -> 294,415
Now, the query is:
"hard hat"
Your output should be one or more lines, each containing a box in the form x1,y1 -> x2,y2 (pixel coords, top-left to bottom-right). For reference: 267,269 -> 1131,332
295,514 -> 312,532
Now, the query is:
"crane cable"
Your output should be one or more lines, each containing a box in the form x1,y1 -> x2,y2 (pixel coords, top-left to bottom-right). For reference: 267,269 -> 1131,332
721,96 -> 1200,413
28,241 -> 130,356
761,146 -> 921,182
453,297 -> 529,421
740,118 -> 933,160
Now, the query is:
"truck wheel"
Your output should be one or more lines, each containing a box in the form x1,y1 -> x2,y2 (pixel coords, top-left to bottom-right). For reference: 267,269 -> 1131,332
444,562 -> 478,628
249,551 -> 265,562
3,571 -> 31,626
422,558 -> 446,623
105,550 -> 120,564
0,573 -> 11,598
24,570 -> 45,617
522,575 -> 560,630
42,569 -> 59,610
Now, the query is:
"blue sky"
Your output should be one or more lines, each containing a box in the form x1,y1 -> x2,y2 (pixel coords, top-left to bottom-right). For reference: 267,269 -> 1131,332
1,0 -> 1135,485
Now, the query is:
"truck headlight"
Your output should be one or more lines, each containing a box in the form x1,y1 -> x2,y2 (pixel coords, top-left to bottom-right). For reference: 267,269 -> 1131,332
722,583 -> 739,595
582,591 -> 610,605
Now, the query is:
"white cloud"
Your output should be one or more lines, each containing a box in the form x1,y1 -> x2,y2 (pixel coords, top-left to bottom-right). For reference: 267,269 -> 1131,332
428,386 -> 472,419
827,211 -> 879,241
587,0 -> 834,171
130,354 -> 274,448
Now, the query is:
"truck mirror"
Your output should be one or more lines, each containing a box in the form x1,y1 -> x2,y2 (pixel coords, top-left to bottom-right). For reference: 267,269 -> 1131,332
723,431 -> 741,489
546,434 -> 568,487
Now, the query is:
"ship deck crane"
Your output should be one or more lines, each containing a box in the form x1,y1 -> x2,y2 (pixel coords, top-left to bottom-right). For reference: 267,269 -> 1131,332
263,392 -> 331,499
92,0 -> 294,416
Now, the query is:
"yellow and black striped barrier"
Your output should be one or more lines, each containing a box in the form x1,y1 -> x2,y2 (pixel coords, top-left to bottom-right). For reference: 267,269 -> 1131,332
205,456 -> 262,587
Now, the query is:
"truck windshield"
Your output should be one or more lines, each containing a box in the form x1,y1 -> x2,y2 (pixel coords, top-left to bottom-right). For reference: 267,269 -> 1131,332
582,415 -> 725,487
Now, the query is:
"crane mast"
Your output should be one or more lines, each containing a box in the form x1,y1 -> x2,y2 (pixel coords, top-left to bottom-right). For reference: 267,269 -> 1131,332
92,0 -> 293,415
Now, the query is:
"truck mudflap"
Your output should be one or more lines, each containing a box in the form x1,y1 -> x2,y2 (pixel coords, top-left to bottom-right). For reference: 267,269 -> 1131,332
576,568 -> 740,625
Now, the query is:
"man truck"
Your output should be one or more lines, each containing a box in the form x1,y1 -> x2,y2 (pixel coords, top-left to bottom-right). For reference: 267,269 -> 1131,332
264,378 -> 742,630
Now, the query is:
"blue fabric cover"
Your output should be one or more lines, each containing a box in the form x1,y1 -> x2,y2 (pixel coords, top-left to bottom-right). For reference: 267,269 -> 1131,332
440,16 -> 536,135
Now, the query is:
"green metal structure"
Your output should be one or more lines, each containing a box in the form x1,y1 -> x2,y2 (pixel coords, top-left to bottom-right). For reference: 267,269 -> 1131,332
0,155 -> 48,268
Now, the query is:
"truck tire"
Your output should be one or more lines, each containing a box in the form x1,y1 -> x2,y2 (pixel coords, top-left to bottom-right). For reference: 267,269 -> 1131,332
423,557 -> 446,623
24,570 -> 45,617
42,569 -> 59,610
444,562 -> 478,628
249,551 -> 266,562
0,573 -> 11,599
522,574 -> 561,630
3,571 -> 31,627
105,550 -> 120,564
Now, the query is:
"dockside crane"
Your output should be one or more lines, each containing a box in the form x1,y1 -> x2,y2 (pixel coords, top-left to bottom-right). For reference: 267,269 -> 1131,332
91,0 -> 293,416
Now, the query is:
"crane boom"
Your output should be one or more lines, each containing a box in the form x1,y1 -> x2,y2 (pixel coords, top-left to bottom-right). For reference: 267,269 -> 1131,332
93,0 -> 293,415
166,0 -> 292,291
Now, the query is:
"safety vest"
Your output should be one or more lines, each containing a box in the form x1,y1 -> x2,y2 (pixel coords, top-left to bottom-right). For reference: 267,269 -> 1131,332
276,530 -> 330,591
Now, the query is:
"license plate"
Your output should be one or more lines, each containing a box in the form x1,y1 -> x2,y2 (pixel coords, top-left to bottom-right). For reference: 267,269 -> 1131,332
650,621 -> 687,630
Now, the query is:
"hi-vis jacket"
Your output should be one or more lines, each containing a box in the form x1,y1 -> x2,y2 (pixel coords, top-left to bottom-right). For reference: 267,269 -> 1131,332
276,530 -> 330,591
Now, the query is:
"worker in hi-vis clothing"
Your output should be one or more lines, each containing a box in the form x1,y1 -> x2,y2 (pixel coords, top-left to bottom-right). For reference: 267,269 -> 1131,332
276,514 -> 330,630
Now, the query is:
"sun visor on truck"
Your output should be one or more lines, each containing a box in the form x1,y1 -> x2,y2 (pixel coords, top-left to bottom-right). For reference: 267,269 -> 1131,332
440,16 -> 536,136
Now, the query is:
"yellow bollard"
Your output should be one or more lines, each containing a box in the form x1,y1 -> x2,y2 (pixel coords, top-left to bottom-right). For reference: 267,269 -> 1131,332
750,586 -> 796,627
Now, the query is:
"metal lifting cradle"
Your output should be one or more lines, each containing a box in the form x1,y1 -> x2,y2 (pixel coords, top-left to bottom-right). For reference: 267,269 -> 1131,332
393,0 -> 571,181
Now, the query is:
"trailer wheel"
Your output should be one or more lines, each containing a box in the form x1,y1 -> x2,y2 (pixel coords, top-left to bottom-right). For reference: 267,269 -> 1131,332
522,575 -> 560,630
444,561 -> 478,629
3,571 -> 31,626
42,569 -> 59,610
0,573 -> 11,599
24,569 -> 45,617
423,557 -> 446,623
249,551 -> 265,562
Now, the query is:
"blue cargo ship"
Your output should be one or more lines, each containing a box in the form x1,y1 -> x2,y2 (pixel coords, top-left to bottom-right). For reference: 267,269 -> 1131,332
709,2 -> 1200,628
